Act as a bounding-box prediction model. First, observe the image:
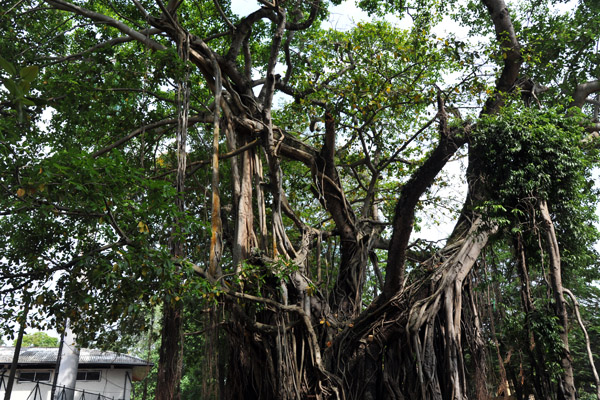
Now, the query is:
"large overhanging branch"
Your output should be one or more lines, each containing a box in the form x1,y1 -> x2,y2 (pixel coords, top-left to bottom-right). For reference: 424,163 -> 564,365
44,0 -> 166,51
43,28 -> 162,65
571,80 -> 600,109
285,0 -> 321,31
225,8 -> 273,62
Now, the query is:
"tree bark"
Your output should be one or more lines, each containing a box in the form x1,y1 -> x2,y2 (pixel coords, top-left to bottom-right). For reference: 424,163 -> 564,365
156,303 -> 183,400
209,56 -> 223,278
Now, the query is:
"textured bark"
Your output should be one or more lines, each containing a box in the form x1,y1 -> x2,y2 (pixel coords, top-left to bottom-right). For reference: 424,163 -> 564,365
481,0 -> 522,114
302,215 -> 494,400
232,139 -> 257,267
464,281 -> 490,400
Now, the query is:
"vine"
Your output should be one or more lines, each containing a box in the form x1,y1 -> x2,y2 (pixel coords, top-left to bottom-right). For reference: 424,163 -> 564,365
472,106 -> 598,238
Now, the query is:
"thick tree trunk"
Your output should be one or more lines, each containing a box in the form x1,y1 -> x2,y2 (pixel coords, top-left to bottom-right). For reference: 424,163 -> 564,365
325,217 -> 495,400
233,139 -> 257,266
156,303 -> 183,400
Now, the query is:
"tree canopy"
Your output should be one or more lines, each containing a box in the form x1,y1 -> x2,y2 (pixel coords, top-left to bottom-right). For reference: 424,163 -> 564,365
1,0 -> 599,399
12,332 -> 59,347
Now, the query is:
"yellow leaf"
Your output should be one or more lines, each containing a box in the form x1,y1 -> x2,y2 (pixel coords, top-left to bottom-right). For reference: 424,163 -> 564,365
38,167 -> 43,174
137,221 -> 149,233
38,184 -> 45,192
16,188 -> 25,197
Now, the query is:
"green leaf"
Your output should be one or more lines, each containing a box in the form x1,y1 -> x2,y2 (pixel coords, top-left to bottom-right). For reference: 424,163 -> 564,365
4,79 -> 21,97
18,80 -> 30,94
20,65 -> 39,83
19,98 -> 36,106
0,55 -> 16,76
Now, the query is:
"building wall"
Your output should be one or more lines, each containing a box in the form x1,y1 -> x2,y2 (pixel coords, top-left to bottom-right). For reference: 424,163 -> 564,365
0,368 -> 133,400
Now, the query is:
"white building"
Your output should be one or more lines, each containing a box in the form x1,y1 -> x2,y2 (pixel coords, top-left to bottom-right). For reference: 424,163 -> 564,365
0,347 -> 151,400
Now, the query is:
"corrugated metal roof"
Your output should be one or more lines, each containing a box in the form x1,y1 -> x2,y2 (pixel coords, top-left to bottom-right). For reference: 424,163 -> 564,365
0,347 -> 151,366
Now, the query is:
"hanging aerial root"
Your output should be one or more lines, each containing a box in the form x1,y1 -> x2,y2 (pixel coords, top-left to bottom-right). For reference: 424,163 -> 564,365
564,288 -> 600,400
402,217 -> 495,398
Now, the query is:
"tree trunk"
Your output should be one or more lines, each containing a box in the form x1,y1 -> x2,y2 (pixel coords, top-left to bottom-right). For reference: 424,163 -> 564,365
324,217 -> 496,400
156,303 -> 183,400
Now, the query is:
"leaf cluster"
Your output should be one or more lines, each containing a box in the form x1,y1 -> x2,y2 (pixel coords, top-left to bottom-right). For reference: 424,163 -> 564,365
473,106 -> 598,236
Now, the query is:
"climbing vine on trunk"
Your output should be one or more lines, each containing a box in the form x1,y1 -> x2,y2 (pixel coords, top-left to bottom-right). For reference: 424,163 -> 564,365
1,0 -> 599,399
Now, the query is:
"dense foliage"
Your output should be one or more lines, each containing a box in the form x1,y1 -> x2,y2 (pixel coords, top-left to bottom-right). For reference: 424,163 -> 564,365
1,0 -> 599,399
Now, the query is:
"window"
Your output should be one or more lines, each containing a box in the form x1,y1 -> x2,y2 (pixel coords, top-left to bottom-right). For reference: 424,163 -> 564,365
18,371 -> 51,383
76,371 -> 101,381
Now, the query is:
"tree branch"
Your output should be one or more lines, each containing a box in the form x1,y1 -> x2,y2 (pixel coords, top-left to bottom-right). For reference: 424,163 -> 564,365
383,120 -> 468,298
91,115 -> 209,158
480,0 -> 522,114
571,80 -> 600,109
44,29 -> 162,65
44,0 -> 166,51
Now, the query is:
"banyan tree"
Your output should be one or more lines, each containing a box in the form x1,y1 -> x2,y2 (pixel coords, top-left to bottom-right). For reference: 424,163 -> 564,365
1,0 -> 599,399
